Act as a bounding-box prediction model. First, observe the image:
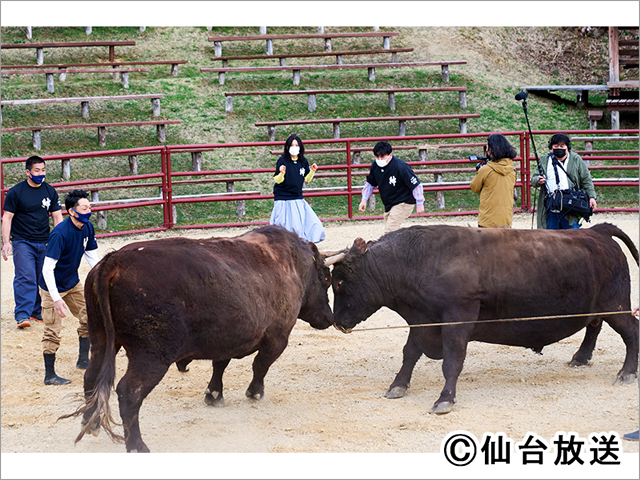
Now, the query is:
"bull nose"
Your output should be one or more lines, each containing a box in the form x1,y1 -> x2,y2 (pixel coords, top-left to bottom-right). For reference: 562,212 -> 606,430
333,323 -> 352,334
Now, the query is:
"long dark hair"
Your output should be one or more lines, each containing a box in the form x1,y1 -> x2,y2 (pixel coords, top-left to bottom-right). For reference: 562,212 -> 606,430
283,134 -> 305,161
487,134 -> 517,160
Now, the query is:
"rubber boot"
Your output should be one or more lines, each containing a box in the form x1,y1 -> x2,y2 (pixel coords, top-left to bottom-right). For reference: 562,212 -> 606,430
76,336 -> 90,369
43,353 -> 71,385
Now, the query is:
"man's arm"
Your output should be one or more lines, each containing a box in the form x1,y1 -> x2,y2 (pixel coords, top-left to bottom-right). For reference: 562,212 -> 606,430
51,210 -> 63,227
1,211 -> 14,261
42,256 -> 68,318
84,249 -> 100,269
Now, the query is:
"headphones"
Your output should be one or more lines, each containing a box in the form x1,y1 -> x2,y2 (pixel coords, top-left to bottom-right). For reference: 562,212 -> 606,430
548,135 -> 571,151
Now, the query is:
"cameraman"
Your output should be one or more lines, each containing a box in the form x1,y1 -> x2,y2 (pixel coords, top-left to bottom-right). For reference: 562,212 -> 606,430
470,134 -> 517,228
532,133 -> 597,229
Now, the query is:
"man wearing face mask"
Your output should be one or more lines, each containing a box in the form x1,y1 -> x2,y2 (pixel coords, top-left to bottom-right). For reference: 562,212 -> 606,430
39,190 -> 100,385
532,133 -> 597,229
359,141 -> 424,234
2,156 -> 63,329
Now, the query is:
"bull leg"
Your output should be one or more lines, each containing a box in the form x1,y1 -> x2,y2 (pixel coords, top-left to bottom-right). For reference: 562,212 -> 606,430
569,321 -> 603,367
246,336 -> 289,400
204,359 -> 230,406
385,331 -> 423,399
605,313 -> 639,384
431,323 -> 474,415
116,359 -> 170,453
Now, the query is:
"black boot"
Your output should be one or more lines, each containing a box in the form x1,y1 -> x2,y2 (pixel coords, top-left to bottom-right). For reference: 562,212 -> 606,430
43,353 -> 71,385
76,336 -> 90,369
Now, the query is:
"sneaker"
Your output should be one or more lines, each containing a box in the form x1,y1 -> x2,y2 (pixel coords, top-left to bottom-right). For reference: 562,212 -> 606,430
17,318 -> 31,329
623,430 -> 639,441
30,314 -> 43,323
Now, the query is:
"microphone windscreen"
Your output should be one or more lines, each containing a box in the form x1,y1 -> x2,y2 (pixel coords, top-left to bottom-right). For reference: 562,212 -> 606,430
515,91 -> 528,101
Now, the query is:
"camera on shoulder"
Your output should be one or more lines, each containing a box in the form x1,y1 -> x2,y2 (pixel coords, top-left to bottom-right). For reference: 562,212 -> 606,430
469,155 -> 489,171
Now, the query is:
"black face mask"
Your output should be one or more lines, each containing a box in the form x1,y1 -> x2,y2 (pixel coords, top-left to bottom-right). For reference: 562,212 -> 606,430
552,148 -> 568,159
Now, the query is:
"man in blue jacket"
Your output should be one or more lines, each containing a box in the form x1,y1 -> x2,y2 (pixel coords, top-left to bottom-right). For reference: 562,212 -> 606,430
39,190 -> 100,385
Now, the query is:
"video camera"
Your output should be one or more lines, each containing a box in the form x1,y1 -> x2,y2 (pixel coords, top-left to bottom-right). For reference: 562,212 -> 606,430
469,155 -> 489,171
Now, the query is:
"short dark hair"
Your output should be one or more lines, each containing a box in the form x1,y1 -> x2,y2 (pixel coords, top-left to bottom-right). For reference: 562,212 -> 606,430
373,141 -> 392,157
487,134 -> 517,160
65,190 -> 89,211
26,156 -> 45,170
283,134 -> 305,160
548,133 -> 572,151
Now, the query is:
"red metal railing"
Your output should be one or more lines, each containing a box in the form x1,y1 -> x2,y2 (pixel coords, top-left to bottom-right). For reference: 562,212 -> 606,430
1,130 -> 637,237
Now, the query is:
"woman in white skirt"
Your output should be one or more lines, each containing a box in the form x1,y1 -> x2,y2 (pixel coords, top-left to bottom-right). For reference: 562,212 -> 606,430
270,134 -> 326,243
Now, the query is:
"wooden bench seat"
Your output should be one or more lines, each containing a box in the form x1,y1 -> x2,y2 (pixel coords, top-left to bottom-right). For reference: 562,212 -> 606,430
306,165 -> 508,210
1,60 -> 188,76
53,176 -> 256,226
2,67 -> 149,93
1,94 -> 164,119
0,40 -> 136,65
214,48 -> 414,67
255,113 -> 481,140
521,84 -> 609,107
606,98 -> 639,111
269,142 -> 486,161
201,60 -> 467,85
577,149 -> 639,155
224,86 -> 468,112
208,31 -> 400,56
2,119 -> 181,150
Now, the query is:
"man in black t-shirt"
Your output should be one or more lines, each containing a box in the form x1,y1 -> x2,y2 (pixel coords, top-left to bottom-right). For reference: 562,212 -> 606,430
2,156 -> 63,329
359,141 -> 425,235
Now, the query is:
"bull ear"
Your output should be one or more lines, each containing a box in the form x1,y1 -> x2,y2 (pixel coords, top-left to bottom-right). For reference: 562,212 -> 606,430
351,237 -> 368,255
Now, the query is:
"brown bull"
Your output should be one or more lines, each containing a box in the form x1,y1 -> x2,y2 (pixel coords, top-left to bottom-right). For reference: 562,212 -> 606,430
63,225 -> 334,452
331,223 -> 639,414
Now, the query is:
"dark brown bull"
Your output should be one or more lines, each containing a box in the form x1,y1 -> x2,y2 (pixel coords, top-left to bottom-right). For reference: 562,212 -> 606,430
331,223 -> 639,414
63,225 -> 334,452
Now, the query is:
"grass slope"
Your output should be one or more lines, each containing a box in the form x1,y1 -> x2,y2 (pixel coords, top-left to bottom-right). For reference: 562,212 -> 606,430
1,26 -> 638,232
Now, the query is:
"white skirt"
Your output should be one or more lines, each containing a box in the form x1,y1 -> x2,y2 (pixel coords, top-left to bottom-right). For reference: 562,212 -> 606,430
270,199 -> 326,243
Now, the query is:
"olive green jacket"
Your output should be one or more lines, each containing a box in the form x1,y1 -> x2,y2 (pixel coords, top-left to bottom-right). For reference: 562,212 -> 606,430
532,151 -> 596,229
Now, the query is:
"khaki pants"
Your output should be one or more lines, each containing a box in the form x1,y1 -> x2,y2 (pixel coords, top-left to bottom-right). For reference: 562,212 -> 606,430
383,203 -> 415,234
40,282 -> 88,354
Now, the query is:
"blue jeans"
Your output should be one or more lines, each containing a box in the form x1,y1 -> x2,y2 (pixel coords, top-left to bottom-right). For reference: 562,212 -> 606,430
12,239 -> 47,321
546,212 -> 580,230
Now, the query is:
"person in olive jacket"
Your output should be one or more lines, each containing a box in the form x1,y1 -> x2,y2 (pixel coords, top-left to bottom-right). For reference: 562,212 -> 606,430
470,134 -> 517,228
532,133 -> 597,229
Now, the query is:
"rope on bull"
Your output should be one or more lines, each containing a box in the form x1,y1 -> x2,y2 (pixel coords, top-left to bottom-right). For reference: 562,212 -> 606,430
344,310 -> 637,333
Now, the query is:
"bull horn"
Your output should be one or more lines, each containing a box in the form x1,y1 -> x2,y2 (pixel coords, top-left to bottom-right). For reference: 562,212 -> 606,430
318,249 -> 342,258
323,252 -> 346,266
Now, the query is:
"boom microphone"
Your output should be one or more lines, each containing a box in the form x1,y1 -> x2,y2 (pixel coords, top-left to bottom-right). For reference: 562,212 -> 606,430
515,91 -> 528,101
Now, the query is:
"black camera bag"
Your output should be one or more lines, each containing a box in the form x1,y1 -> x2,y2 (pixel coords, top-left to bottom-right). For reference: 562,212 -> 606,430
545,157 -> 593,221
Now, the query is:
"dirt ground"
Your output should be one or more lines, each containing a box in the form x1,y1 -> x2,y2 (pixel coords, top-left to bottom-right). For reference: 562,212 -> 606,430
1,213 -> 639,461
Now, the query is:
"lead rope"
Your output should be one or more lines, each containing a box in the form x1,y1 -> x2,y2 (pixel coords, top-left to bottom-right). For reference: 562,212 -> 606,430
342,310 -> 636,333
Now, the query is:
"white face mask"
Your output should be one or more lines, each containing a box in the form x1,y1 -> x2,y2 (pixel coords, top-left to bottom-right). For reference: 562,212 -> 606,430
375,155 -> 390,168
289,146 -> 300,156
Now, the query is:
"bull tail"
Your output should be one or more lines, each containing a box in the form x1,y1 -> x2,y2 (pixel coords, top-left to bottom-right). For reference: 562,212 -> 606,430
58,254 -> 124,444
596,222 -> 639,266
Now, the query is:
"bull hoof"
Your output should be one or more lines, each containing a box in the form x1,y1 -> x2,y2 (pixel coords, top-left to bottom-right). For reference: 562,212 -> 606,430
127,442 -> 151,453
246,390 -> 263,401
429,401 -> 454,415
384,386 -> 407,399
568,358 -> 590,368
81,416 -> 101,436
204,389 -> 225,407
614,372 -> 638,385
